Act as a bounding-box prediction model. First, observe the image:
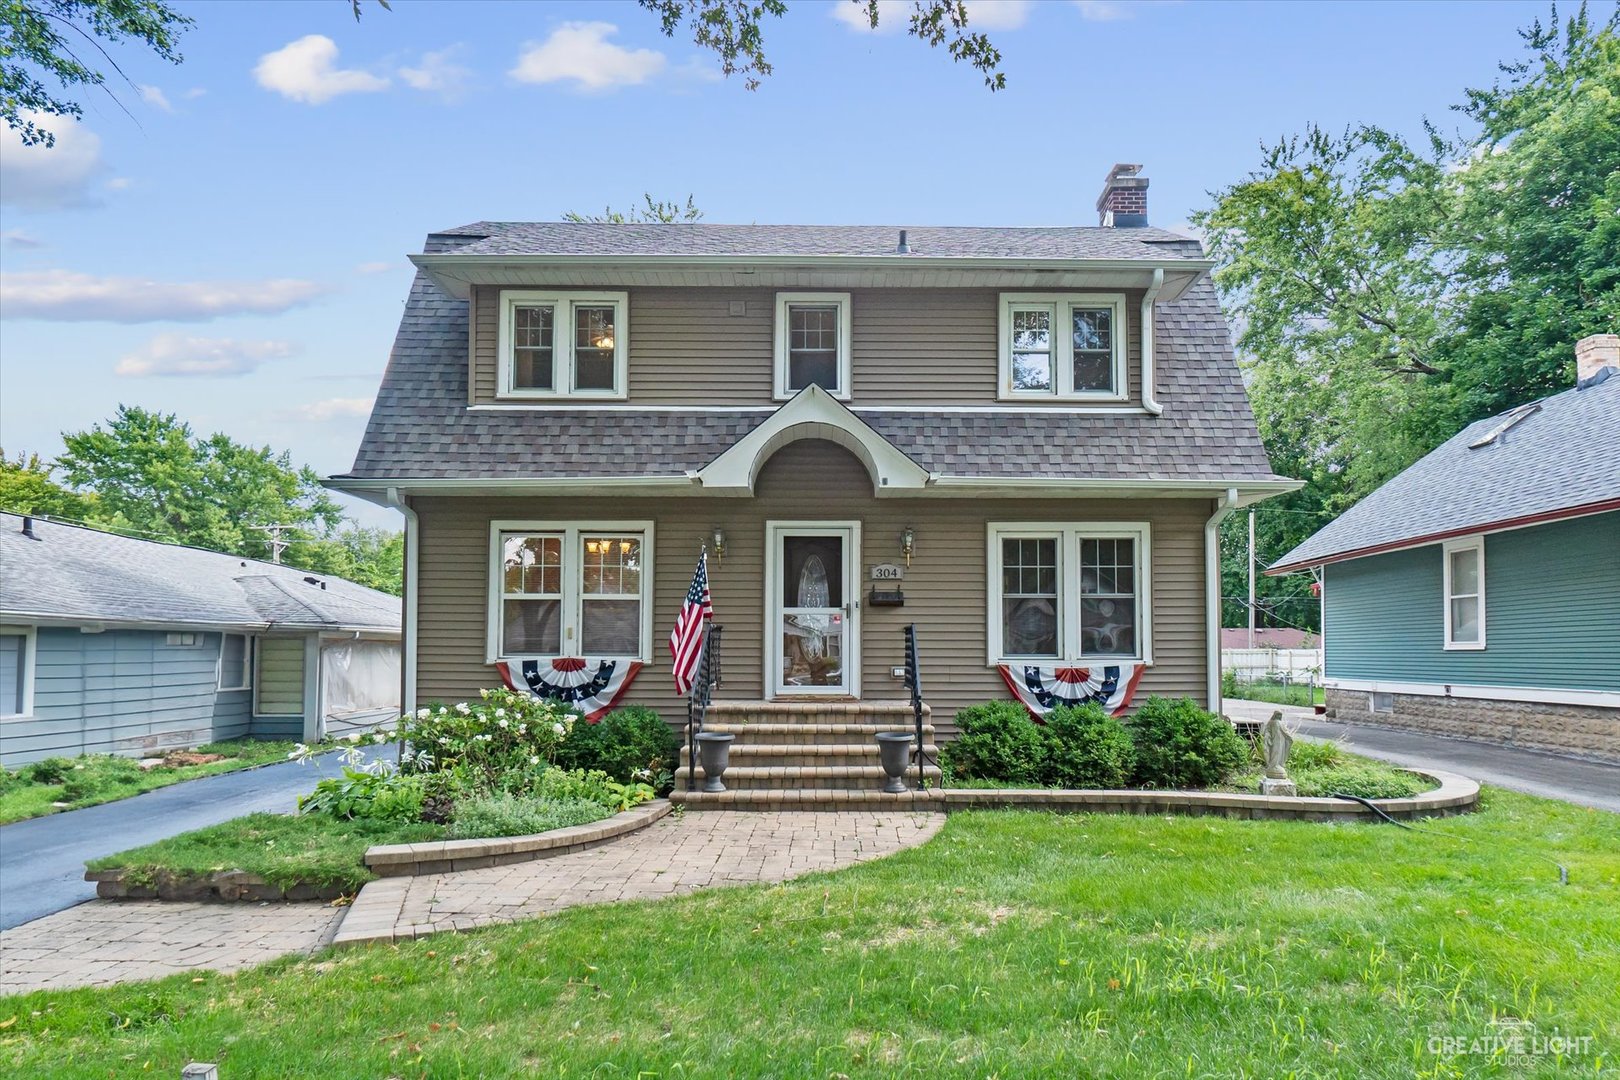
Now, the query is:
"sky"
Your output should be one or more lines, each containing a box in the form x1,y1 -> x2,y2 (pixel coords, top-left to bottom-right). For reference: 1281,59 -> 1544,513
0,0 -> 1565,529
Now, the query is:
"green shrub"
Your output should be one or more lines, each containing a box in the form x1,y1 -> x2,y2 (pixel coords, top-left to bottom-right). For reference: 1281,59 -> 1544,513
1039,703 -> 1136,789
0,767 -> 17,794
400,688 -> 579,787
1288,738 -> 1345,771
298,768 -> 425,823
447,793 -> 613,839
555,706 -> 677,788
1292,762 -> 1429,800
1127,696 -> 1249,790
940,702 -> 1045,785
20,757 -> 74,785
418,771 -> 468,824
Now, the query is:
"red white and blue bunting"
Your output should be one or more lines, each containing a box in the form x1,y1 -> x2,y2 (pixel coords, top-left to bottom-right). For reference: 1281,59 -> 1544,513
998,663 -> 1146,718
496,658 -> 643,722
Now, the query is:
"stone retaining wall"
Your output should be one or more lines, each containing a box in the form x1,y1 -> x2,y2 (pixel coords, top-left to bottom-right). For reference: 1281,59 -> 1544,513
1326,689 -> 1620,764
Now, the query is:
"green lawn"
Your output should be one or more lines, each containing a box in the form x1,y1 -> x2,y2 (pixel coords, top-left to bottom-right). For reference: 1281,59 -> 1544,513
1226,679 -> 1327,708
6,790 -> 1617,1078
86,812 -> 445,892
0,741 -> 313,825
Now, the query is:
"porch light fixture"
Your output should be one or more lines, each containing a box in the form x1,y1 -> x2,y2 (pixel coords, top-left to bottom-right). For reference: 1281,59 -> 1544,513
900,526 -> 916,566
712,526 -> 726,565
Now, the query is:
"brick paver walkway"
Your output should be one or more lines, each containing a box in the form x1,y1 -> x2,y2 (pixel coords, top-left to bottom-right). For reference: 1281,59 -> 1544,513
0,901 -> 344,995
0,811 -> 944,993
336,810 -> 945,945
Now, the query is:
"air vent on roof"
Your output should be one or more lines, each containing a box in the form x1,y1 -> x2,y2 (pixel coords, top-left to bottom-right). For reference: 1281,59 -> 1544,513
896,229 -> 910,255
303,575 -> 327,590
1468,403 -> 1541,449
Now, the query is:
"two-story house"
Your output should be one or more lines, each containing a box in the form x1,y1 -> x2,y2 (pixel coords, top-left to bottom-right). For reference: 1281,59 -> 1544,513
330,165 -> 1297,803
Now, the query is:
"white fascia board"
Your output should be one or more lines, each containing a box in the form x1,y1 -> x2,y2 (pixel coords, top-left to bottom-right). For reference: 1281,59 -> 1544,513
920,476 -> 1302,500
0,612 -> 398,635
1325,677 -> 1620,710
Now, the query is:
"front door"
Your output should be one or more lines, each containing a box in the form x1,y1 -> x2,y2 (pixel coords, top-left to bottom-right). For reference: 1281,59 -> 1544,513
768,522 -> 859,697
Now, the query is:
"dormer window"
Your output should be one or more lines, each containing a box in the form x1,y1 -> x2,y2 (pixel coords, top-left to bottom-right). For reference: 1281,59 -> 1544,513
498,291 -> 628,399
998,293 -> 1127,401
775,292 -> 851,399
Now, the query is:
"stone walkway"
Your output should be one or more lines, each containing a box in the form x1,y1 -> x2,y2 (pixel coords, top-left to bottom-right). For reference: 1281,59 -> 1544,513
0,810 -> 944,994
337,810 -> 945,945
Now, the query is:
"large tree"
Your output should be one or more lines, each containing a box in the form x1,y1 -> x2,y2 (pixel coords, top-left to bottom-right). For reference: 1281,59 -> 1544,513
0,450 -> 95,519
1194,4 -> 1618,633
563,194 -> 704,225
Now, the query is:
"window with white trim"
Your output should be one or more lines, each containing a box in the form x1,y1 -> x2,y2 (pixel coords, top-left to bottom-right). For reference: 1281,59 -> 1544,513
498,291 -> 628,399
218,633 -> 252,691
988,524 -> 1150,663
1443,537 -> 1486,649
1,626 -> 35,719
491,523 -> 653,661
998,293 -> 1127,400
774,292 -> 851,399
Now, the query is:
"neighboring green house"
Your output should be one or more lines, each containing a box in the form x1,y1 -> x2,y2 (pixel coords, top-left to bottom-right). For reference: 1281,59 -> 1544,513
1271,335 -> 1620,764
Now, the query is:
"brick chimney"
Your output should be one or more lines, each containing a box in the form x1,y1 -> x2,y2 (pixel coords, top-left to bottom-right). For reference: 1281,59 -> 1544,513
1096,163 -> 1148,227
1575,334 -> 1619,387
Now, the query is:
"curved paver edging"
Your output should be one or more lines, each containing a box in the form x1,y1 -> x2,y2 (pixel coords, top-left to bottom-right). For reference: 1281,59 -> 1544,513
938,768 -> 1478,821
83,867 -> 349,903
363,799 -> 674,877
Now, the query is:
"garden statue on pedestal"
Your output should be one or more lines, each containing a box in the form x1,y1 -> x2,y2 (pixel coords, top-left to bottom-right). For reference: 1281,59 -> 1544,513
1259,711 -> 1298,796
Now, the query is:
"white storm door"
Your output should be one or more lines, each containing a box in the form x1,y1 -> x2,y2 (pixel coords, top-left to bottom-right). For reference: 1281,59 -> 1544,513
768,523 -> 859,697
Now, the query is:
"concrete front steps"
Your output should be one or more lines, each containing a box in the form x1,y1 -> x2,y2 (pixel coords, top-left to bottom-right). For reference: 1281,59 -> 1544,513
671,700 -> 941,809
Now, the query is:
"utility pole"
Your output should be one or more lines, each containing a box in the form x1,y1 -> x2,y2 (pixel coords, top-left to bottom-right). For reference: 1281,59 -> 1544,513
1247,510 -> 1256,649
252,524 -> 295,564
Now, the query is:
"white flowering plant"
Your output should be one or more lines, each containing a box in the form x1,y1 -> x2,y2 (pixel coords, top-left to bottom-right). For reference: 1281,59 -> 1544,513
398,688 -> 579,788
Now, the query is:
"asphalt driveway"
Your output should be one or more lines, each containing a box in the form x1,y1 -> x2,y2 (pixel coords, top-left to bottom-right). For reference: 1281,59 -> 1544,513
0,744 -> 395,930
1225,699 -> 1619,813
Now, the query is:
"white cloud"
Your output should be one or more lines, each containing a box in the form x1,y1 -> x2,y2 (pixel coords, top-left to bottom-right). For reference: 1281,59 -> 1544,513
290,396 -> 375,422
115,333 -> 297,377
105,176 -> 132,191
510,22 -> 666,91
2,230 -> 44,250
139,85 -> 174,112
254,35 -> 390,104
0,270 -> 327,322
963,1 -> 1032,29
399,46 -> 473,99
183,87 -> 207,100
1073,0 -> 1132,20
0,112 -> 106,210
831,0 -> 904,33
354,261 -> 396,275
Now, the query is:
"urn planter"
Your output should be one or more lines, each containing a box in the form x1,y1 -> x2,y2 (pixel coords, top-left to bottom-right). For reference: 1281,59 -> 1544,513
695,732 -> 736,792
875,731 -> 916,793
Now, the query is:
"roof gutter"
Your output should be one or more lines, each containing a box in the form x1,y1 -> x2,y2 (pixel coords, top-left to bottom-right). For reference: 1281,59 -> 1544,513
1140,268 -> 1164,416
386,486 -> 419,717
411,252 -> 1216,275
1205,488 -> 1240,715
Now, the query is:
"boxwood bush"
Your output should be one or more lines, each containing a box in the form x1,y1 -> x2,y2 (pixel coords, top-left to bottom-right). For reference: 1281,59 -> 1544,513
555,706 -> 678,791
1039,703 -> 1136,789
1126,696 -> 1249,789
940,701 -> 1045,785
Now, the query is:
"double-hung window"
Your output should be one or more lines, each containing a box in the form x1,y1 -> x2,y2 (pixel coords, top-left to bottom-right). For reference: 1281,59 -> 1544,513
499,291 -> 628,399
218,633 -> 252,691
988,524 -> 1151,664
998,294 -> 1127,400
774,292 -> 851,399
491,523 -> 653,661
1442,537 -> 1486,649
0,626 -> 35,719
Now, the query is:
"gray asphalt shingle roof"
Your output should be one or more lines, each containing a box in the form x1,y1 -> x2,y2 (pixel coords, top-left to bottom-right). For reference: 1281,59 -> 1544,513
431,221 -> 1206,261
1271,373 -> 1620,572
0,514 -> 401,631
344,231 -> 1284,484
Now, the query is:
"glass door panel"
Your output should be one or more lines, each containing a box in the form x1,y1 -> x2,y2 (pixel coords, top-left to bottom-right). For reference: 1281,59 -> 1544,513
778,533 -> 847,693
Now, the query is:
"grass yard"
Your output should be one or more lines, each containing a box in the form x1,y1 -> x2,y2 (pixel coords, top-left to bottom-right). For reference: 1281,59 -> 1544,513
1225,679 -> 1327,708
6,789 -> 1617,1078
0,740 -> 313,825
85,812 -> 445,893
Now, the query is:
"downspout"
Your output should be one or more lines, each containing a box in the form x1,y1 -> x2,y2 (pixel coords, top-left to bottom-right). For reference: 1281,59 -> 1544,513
1205,487 -> 1239,713
385,486 -> 418,719
1140,268 -> 1164,415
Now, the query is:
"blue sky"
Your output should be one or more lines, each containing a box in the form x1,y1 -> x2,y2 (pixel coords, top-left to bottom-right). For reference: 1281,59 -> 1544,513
0,0 -> 1561,528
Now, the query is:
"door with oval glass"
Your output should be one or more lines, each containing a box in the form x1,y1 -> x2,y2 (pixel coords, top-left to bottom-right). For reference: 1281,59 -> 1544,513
768,522 -> 860,697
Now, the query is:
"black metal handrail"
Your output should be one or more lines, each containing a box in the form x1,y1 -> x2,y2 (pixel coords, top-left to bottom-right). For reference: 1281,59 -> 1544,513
685,624 -> 723,792
903,624 -> 933,788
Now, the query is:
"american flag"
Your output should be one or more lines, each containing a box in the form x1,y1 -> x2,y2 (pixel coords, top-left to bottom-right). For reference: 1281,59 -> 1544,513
669,550 -> 713,695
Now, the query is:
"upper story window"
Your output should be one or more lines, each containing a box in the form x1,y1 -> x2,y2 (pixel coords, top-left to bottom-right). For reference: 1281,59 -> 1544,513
1442,537 -> 1486,650
775,292 -> 851,400
498,291 -> 628,400
490,522 -> 653,661
998,293 -> 1127,401
988,524 -> 1151,664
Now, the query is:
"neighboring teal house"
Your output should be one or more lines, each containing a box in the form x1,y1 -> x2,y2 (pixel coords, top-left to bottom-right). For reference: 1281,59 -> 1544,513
0,513 -> 402,765
1270,335 -> 1620,764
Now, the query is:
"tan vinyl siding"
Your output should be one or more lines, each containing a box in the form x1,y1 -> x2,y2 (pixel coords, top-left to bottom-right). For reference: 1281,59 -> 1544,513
413,440 -> 1211,736
469,287 -> 1145,408
255,636 -> 306,716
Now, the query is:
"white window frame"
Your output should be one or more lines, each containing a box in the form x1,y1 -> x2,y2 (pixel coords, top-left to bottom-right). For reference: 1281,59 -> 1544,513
1442,536 -> 1487,650
986,523 -> 1152,665
774,292 -> 852,401
497,290 -> 629,401
218,633 -> 253,692
998,293 -> 1129,402
1,624 -> 36,720
487,521 -> 655,664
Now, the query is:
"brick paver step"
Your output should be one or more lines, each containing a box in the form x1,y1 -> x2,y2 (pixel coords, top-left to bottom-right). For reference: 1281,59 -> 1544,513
670,789 -> 946,809
673,763 -> 944,791
681,743 -> 941,768
699,721 -> 934,745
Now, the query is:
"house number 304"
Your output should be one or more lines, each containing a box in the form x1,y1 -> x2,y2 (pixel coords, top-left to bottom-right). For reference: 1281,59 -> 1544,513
870,563 -> 905,581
